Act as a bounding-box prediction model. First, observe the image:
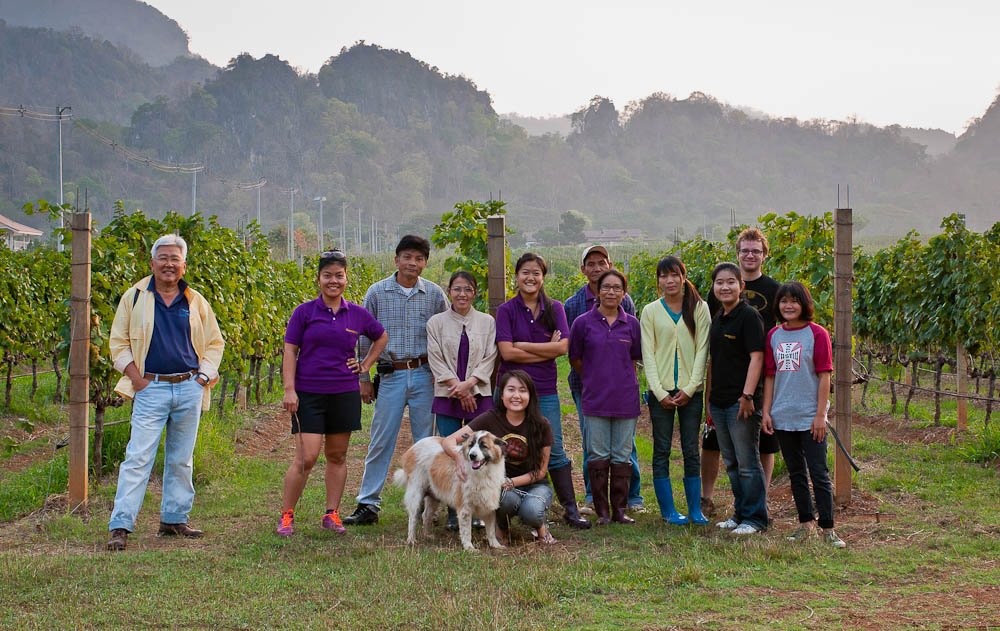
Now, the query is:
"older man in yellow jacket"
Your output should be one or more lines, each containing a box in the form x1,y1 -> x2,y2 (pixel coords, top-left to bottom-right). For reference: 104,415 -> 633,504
106,234 -> 224,552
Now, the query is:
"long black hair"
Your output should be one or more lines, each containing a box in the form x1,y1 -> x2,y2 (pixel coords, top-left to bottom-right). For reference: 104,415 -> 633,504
495,369 -> 548,475
514,252 -> 556,331
656,256 -> 702,336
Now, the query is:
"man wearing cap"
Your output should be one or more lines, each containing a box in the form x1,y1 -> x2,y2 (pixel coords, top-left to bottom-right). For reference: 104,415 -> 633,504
106,234 -> 225,551
565,245 -> 645,514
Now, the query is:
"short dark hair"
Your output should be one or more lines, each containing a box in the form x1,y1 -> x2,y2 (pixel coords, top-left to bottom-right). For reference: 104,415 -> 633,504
448,270 -> 477,291
317,249 -> 348,274
774,281 -> 815,322
711,262 -> 742,282
395,234 -> 431,258
597,269 -> 627,294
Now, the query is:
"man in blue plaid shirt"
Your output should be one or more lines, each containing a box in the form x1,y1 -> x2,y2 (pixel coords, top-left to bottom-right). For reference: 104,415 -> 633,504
343,235 -> 448,525
565,245 -> 645,513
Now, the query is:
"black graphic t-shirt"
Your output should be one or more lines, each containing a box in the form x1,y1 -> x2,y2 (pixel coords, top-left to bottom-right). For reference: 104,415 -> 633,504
467,409 -> 553,479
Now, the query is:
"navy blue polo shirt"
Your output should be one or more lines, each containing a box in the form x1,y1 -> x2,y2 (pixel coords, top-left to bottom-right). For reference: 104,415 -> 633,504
144,278 -> 200,375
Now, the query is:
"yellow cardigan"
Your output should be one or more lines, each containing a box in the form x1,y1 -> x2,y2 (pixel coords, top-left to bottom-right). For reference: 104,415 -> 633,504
110,276 -> 225,409
640,298 -> 711,401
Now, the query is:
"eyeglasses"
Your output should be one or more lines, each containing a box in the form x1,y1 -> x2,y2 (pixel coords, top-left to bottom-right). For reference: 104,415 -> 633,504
320,250 -> 347,262
154,255 -> 184,263
738,248 -> 764,257
450,286 -> 476,294
599,285 -> 624,294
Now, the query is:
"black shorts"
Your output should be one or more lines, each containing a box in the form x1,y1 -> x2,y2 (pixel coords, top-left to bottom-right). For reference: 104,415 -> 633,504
292,390 -> 362,434
701,423 -> 781,454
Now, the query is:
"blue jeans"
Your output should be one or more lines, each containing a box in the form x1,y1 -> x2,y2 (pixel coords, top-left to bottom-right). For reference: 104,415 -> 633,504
572,389 -> 643,505
435,414 -> 463,438
649,391 -> 703,479
497,483 -> 553,529
709,402 -> 768,530
586,416 -> 637,464
356,366 -> 435,508
109,379 -> 204,531
538,394 -> 570,470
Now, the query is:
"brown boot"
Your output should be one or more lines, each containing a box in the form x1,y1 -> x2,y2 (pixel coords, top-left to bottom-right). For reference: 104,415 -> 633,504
107,528 -> 129,551
611,463 -> 635,524
158,522 -> 204,538
549,464 -> 591,529
589,459 -> 612,525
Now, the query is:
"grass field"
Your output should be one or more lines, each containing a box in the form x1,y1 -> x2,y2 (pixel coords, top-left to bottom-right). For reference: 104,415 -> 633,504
1,364 -> 998,629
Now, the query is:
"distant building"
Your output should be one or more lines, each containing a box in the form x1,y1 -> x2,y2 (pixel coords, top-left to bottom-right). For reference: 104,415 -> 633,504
582,229 -> 650,245
0,214 -> 43,251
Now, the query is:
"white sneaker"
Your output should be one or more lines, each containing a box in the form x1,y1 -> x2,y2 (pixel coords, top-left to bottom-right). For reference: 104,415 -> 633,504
716,518 -> 738,530
731,523 -> 761,535
822,529 -> 847,548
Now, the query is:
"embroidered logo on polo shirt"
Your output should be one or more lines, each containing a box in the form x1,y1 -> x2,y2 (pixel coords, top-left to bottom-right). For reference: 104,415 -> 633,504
724,334 -> 737,340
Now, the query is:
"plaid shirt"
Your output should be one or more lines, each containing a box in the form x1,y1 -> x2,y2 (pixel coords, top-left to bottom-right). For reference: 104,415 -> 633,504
564,283 -> 636,392
358,273 -> 448,382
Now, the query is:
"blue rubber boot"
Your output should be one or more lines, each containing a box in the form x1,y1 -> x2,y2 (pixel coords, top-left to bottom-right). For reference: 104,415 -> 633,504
683,476 -> 710,525
652,478 -> 689,525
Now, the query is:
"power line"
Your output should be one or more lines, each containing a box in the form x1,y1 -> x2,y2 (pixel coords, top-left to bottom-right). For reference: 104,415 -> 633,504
74,121 -> 204,173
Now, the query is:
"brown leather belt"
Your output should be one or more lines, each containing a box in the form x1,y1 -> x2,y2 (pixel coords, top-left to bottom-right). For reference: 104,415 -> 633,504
143,370 -> 197,383
390,356 -> 429,370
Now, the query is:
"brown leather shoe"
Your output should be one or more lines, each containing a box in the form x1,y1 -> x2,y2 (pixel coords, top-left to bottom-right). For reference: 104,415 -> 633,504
107,528 -> 129,551
158,522 -> 204,538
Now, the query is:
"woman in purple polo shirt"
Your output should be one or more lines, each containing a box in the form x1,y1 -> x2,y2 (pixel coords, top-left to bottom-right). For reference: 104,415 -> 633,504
495,253 -> 590,530
569,269 -> 643,525
276,250 -> 388,537
427,270 -> 498,530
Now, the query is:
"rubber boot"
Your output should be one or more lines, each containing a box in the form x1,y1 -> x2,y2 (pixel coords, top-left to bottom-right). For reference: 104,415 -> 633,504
589,459 -> 611,525
550,464 -> 592,529
610,462 -> 635,524
683,476 -> 710,525
652,478 -> 689,525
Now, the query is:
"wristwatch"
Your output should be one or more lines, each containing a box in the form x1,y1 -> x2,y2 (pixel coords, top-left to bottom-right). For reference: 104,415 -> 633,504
741,392 -> 754,401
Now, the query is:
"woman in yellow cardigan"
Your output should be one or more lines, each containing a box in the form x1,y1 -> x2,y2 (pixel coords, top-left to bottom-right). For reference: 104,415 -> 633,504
640,256 -> 711,525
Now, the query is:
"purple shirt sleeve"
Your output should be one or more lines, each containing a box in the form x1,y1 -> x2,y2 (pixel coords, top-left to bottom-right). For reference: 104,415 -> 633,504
359,306 -> 385,343
494,302 -> 514,343
284,303 -> 307,346
551,300 -> 570,337
764,327 -> 778,376
810,323 -> 833,373
568,317 -> 585,361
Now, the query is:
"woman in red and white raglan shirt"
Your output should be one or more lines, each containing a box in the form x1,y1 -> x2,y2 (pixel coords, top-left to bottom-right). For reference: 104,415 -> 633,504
761,281 -> 846,548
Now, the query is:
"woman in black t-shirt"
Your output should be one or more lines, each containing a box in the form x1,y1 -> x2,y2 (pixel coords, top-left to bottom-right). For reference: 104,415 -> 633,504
445,369 -> 557,545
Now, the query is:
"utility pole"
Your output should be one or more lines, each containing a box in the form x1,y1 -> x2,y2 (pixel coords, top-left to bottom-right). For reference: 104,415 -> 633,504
284,188 -> 297,260
357,207 -> 362,253
314,196 -> 326,252
256,185 -> 262,226
56,105 -> 71,252
191,170 -> 197,216
341,202 -> 346,251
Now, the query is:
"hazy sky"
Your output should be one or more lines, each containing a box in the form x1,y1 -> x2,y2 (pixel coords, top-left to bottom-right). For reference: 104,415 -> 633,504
146,0 -> 999,134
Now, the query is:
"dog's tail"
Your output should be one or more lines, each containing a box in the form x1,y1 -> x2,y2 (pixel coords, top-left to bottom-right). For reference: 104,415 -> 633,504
392,468 -> 407,487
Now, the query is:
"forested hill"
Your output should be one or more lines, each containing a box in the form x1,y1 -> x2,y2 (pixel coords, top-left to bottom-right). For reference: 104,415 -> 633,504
1,32 -> 997,241
0,0 -> 190,66
0,20 -> 216,124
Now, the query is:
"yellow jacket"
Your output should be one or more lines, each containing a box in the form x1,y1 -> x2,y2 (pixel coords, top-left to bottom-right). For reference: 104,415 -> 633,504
110,276 -> 225,409
640,298 -> 710,401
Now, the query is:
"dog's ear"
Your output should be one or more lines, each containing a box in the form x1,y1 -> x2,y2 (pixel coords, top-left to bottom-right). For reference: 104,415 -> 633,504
494,437 -> 507,455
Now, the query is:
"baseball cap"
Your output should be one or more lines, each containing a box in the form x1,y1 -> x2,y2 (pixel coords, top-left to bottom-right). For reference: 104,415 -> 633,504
580,245 -> 610,266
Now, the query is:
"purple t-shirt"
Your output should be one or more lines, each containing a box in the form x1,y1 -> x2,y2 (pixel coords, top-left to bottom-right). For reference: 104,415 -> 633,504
432,327 -> 492,420
494,294 -> 570,395
284,297 -> 385,394
568,306 -> 642,418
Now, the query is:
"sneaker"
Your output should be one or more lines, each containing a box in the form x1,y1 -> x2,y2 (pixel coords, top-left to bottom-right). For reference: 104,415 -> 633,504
716,518 -> 739,530
321,510 -> 346,535
342,504 -> 379,526
627,503 -> 647,514
472,518 -> 486,530
276,510 -> 294,537
787,523 -> 816,543
822,529 -> 847,548
579,502 -> 596,517
107,528 -> 129,551
731,523 -> 762,536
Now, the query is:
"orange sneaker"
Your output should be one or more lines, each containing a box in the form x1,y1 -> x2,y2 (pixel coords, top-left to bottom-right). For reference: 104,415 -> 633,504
321,510 -> 346,534
276,510 -> 294,537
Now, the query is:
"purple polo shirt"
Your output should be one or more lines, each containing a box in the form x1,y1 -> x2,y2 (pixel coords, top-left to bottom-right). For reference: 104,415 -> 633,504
494,294 -> 570,395
568,306 -> 642,418
284,297 -> 385,394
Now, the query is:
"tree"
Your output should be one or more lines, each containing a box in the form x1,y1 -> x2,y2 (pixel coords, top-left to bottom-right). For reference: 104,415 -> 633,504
558,209 -> 590,245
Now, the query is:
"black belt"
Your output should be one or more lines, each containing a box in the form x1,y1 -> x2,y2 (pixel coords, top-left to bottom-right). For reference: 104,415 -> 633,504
143,370 -> 197,383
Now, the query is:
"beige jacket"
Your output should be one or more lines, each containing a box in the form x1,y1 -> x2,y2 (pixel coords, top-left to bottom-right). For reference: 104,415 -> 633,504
426,307 -> 497,399
110,276 -> 225,409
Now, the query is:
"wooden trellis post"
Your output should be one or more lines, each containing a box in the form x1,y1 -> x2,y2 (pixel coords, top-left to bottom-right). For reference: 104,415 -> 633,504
833,207 -> 853,505
68,211 -> 91,508
487,216 -> 506,316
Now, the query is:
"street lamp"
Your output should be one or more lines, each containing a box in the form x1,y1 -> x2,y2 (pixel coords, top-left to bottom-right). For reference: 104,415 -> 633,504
57,105 -> 71,252
314,196 -> 326,252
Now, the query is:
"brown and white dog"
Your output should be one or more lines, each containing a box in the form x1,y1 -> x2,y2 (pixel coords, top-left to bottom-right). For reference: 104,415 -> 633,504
393,430 -> 507,551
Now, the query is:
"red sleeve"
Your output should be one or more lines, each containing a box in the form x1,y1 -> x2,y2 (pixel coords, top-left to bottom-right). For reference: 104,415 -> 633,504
810,323 -> 833,373
763,326 -> 778,376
